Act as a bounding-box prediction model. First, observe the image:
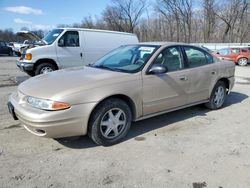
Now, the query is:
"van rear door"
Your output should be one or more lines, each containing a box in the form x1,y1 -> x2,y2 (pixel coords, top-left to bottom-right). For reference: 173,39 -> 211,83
56,30 -> 84,68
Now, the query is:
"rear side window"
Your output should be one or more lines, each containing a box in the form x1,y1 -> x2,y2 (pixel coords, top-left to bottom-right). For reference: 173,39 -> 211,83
232,49 -> 240,54
60,31 -> 79,47
0,42 -> 6,47
206,53 -> 214,64
218,49 -> 230,55
183,47 -> 207,68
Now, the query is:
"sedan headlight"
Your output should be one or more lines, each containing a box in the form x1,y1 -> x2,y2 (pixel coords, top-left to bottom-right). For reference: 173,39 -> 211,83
25,96 -> 70,111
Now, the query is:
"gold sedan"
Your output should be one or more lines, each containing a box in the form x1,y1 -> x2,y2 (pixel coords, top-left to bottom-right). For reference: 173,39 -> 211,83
8,43 -> 235,146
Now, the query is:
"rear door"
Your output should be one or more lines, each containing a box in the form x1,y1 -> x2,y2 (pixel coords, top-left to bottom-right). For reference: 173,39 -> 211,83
56,31 -> 84,68
182,46 -> 218,104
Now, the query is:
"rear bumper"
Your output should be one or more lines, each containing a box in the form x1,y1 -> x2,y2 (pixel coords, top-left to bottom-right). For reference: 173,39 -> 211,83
17,60 -> 34,72
8,92 -> 97,138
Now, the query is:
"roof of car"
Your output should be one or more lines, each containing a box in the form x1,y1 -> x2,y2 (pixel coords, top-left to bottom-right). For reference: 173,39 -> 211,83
57,28 -> 137,36
134,42 -> 201,48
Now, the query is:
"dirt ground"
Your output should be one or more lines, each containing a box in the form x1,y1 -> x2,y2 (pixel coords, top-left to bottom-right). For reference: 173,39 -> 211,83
0,56 -> 250,188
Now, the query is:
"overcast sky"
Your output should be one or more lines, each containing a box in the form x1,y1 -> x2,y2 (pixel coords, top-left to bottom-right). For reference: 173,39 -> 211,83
0,0 -> 112,32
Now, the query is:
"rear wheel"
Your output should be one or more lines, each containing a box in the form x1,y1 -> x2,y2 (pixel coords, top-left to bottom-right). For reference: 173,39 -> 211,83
35,63 -> 56,75
238,58 -> 248,66
205,81 -> 226,110
88,98 -> 132,146
8,50 -> 13,56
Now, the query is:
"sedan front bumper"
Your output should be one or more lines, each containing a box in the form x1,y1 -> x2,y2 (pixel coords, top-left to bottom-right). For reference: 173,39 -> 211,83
8,92 -> 97,138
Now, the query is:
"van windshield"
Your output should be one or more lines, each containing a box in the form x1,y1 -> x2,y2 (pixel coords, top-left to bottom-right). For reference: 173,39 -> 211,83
90,45 -> 159,73
43,29 -> 63,45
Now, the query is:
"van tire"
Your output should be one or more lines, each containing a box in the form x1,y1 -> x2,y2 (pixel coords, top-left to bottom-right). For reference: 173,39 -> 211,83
26,71 -> 35,77
35,63 -> 56,75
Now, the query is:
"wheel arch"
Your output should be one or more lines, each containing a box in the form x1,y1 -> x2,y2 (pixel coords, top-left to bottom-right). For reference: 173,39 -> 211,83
34,58 -> 59,71
87,94 -> 137,130
217,77 -> 230,93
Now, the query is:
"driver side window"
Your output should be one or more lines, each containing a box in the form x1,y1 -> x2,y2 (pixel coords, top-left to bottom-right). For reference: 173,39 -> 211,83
59,31 -> 79,47
154,46 -> 184,72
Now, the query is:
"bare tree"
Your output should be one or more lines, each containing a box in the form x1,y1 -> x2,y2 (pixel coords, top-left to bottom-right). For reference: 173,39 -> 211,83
156,0 -> 193,42
216,0 -> 249,42
102,0 -> 147,33
202,0 -> 216,42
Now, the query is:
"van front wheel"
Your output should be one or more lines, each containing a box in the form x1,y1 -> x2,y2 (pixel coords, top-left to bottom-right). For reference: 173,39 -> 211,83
35,63 -> 56,75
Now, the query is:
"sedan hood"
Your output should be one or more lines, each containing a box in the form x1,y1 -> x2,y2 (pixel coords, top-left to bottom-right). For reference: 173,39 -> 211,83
19,66 -> 133,100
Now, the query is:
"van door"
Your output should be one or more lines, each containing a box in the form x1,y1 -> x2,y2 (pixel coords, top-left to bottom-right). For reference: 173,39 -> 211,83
56,31 -> 84,68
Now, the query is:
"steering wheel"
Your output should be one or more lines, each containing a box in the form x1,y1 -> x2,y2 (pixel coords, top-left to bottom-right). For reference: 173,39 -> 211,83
134,59 -> 144,65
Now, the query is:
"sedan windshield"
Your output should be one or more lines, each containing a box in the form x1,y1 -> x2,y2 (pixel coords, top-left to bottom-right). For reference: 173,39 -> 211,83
90,45 -> 159,73
43,29 -> 63,45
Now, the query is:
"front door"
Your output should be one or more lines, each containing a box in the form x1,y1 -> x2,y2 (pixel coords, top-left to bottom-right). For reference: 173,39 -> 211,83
56,31 -> 84,68
142,46 -> 190,115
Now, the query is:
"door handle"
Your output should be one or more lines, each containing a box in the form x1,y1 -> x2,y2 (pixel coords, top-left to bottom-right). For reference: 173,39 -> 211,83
179,76 -> 188,81
80,53 -> 83,58
211,71 -> 216,75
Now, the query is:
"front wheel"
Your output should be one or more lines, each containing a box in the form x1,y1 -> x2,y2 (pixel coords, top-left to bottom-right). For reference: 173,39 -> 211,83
205,81 -> 226,110
88,98 -> 132,146
35,63 -> 56,75
238,58 -> 248,66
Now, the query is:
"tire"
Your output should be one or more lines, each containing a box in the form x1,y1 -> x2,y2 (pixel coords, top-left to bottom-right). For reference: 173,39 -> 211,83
15,52 -> 21,57
8,50 -> 13,56
205,81 -> 226,110
238,58 -> 248,66
88,98 -> 132,146
35,63 -> 56,75
26,71 -> 35,77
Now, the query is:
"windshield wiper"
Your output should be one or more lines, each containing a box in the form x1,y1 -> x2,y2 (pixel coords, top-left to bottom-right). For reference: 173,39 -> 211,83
90,64 -> 124,72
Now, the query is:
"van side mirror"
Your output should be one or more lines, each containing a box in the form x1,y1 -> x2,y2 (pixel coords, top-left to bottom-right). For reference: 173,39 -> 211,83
58,38 -> 64,47
148,64 -> 168,74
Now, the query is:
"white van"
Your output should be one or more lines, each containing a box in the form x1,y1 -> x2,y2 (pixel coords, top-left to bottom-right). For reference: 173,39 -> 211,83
17,28 -> 139,76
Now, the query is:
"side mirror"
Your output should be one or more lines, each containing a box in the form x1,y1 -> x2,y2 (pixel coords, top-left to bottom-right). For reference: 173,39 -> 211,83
148,64 -> 168,74
58,38 -> 64,47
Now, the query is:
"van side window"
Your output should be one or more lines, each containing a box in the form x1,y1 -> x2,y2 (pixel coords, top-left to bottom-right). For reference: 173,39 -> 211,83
61,31 -> 79,47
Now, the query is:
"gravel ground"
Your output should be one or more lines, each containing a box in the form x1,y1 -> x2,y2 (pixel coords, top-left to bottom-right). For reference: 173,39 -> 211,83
0,56 -> 250,188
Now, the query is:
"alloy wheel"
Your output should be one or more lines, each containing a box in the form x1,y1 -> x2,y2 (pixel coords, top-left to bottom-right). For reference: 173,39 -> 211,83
100,108 -> 127,139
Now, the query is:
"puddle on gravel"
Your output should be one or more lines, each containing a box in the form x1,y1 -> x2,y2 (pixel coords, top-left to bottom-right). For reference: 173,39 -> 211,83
0,76 -> 29,88
134,136 -> 146,141
3,123 -> 21,130
192,182 -> 207,188
235,77 -> 250,85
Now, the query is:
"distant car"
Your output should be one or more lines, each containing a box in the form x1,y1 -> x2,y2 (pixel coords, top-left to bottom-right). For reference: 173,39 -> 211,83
0,41 -> 13,56
214,48 -> 250,66
8,43 -> 235,146
7,42 -> 22,56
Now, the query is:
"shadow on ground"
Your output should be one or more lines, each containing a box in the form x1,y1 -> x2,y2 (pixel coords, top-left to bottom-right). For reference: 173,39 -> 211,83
56,91 -> 248,149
